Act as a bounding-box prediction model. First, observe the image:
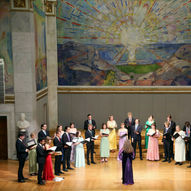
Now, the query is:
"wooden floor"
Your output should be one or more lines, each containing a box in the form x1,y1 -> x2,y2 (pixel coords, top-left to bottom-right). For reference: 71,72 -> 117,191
0,156 -> 191,191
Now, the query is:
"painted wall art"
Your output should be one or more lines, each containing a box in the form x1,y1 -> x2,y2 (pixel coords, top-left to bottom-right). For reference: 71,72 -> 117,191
33,0 -> 47,91
57,0 -> 191,86
0,0 -> 14,93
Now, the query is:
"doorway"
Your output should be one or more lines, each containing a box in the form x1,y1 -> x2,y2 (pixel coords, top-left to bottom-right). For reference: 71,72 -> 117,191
0,116 -> 8,159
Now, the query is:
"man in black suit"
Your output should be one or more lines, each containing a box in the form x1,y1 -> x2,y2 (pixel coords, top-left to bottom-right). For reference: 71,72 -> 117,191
131,119 -> 142,160
84,114 -> 97,132
167,115 -> 176,159
162,121 -> 172,163
124,112 -> 135,140
53,131 -> 63,175
85,124 -> 96,165
38,123 -> 49,142
36,138 -> 47,185
16,133 -> 29,183
62,126 -> 74,171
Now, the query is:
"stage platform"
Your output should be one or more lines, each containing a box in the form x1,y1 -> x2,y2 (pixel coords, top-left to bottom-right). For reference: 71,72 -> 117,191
0,157 -> 191,191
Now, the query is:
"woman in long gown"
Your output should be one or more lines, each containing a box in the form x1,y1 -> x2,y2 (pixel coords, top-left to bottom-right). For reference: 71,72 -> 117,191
70,122 -> 77,162
28,133 -> 38,176
173,125 -> 186,165
100,123 -> 110,162
43,137 -> 54,181
118,123 -> 128,160
145,115 -> 155,149
107,115 -> 117,152
146,123 -> 160,161
118,139 -> 134,185
73,131 -> 85,168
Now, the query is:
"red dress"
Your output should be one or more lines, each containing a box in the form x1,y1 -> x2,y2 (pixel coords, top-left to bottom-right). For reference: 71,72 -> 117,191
43,146 -> 54,180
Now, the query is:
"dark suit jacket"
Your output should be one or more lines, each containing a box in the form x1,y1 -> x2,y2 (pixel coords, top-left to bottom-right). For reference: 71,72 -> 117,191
38,130 -> 50,140
162,127 -> 172,142
53,137 -> 63,151
36,144 -> 47,164
16,139 -> 28,160
84,120 -> 97,130
124,118 -> 135,129
131,125 -> 142,140
169,120 -> 176,135
62,133 -> 72,147
85,130 -> 95,145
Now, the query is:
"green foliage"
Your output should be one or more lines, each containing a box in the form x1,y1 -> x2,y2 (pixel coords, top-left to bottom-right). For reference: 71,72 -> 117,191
116,64 -> 161,74
104,70 -> 116,85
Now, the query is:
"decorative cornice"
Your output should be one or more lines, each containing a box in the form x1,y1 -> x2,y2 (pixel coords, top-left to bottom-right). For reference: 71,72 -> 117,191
57,86 -> 191,94
44,0 -> 57,16
36,87 -> 48,100
5,94 -> 15,104
10,0 -> 34,11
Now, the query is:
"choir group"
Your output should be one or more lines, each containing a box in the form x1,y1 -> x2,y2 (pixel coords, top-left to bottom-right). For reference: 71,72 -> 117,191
15,113 -> 191,186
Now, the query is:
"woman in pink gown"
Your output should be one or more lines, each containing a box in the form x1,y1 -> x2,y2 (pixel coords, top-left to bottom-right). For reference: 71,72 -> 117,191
146,123 -> 160,161
43,137 -> 54,181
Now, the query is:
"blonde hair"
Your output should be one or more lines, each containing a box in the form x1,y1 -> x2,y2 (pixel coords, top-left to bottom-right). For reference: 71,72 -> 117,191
45,136 -> 52,144
123,139 -> 134,154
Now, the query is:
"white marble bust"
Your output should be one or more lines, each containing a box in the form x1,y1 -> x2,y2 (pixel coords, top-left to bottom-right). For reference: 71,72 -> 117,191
17,113 -> 30,132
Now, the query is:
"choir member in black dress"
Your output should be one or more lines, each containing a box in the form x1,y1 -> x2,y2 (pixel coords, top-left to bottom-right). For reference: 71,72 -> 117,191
62,126 -> 74,171
124,112 -> 135,140
167,115 -> 176,159
85,124 -> 96,165
131,119 -> 142,160
53,131 -> 63,176
16,133 -> 29,183
162,121 -> 172,163
36,138 -> 47,185
38,124 -> 50,141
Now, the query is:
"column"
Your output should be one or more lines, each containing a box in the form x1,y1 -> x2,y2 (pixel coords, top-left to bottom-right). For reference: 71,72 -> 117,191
45,0 -> 58,130
11,0 -> 38,136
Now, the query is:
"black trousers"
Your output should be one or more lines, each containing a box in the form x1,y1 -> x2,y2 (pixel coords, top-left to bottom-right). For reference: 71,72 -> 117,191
128,127 -> 131,140
132,138 -> 142,159
86,142 -> 94,163
63,148 -> 71,170
38,161 -> 45,183
55,155 -> 62,174
170,140 -> 174,159
188,142 -> 191,161
18,158 -> 26,181
163,140 -> 171,161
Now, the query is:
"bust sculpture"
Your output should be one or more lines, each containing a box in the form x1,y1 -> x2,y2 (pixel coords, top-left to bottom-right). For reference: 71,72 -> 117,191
17,113 -> 30,133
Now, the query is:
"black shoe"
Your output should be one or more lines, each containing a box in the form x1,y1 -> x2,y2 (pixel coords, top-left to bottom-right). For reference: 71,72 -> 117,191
18,179 -> 25,183
67,167 -> 74,170
63,169 -> 68,172
140,158 -> 143,160
23,177 -> 28,180
87,162 -> 90,165
59,171 -> 64,174
179,162 -> 183,166
162,159 -> 168,162
91,161 -> 96,164
175,162 -> 179,165
168,160 -> 171,163
38,182 -> 45,185
55,173 -> 60,176
187,165 -> 191,168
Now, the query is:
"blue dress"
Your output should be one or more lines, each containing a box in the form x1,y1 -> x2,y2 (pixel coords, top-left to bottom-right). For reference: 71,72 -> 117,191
74,137 -> 85,168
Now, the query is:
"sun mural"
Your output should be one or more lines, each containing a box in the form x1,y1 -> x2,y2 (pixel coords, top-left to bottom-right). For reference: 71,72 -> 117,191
57,0 -> 191,86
